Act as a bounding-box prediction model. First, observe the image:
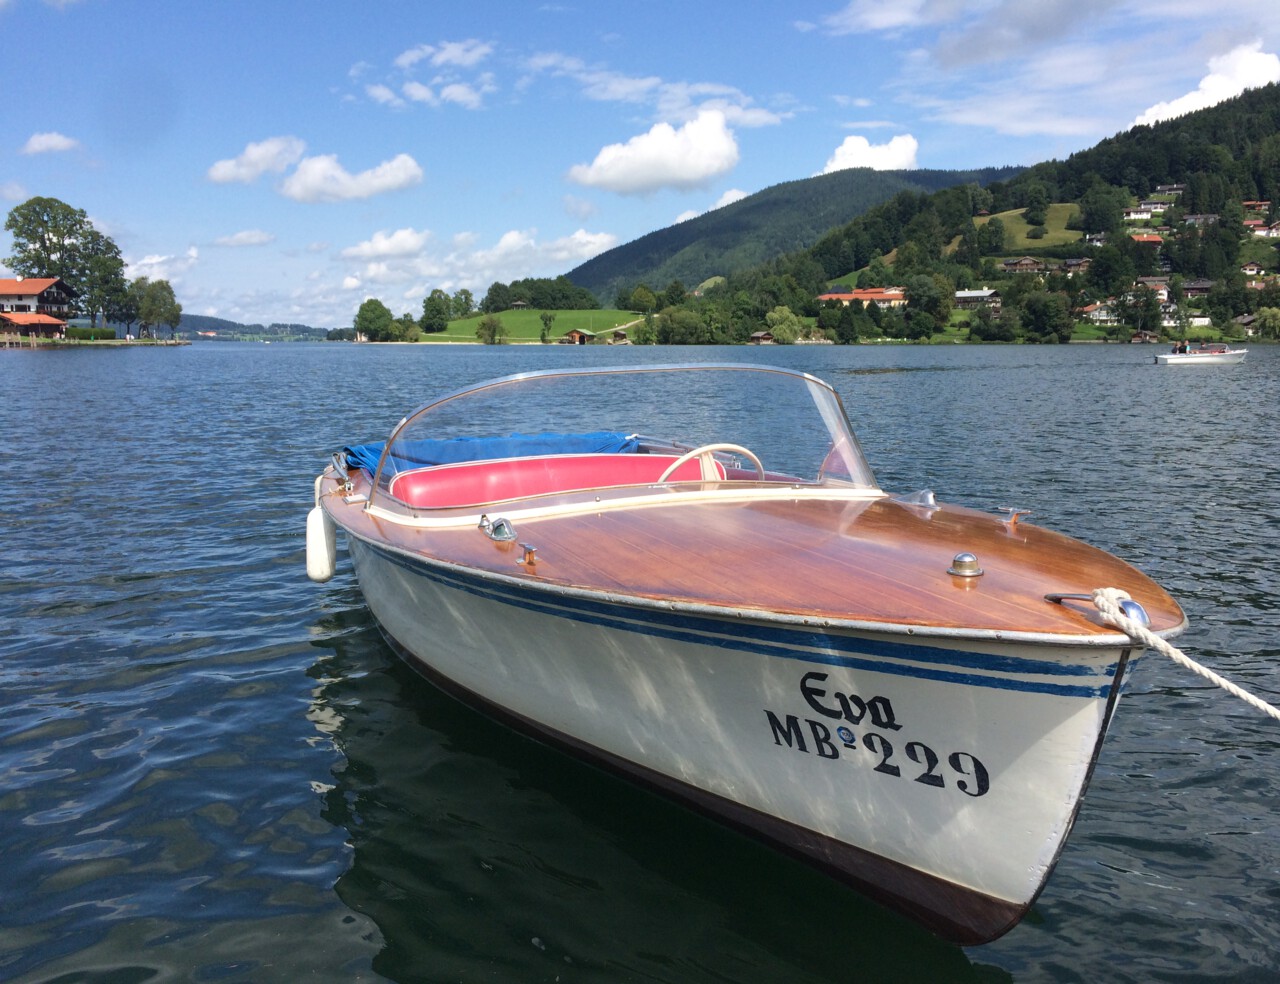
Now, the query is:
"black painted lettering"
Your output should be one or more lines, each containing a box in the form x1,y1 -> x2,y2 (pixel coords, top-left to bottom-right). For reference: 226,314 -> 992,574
800,672 -> 842,719
765,710 -> 808,752
906,741 -> 945,787
837,692 -> 867,724
948,751 -> 990,797
866,695 -> 902,731
863,733 -> 902,777
808,719 -> 839,759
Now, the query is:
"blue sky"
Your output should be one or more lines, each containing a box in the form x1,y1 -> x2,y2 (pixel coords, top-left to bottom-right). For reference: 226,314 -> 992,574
3,0 -> 1280,328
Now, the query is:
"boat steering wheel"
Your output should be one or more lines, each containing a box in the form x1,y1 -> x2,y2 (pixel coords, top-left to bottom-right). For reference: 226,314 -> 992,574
657,443 -> 765,483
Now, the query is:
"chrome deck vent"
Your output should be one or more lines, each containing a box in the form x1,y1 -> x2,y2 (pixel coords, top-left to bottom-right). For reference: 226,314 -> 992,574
948,552 -> 984,577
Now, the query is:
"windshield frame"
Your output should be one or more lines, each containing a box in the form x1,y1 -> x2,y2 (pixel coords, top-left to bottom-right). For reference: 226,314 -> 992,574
364,364 -> 880,517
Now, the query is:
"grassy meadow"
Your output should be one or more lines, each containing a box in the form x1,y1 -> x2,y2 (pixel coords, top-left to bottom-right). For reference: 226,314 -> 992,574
422,308 -> 641,343
977,203 -> 1083,249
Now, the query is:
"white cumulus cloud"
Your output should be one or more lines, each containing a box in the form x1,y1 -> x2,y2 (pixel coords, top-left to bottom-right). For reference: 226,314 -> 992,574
394,39 -> 493,71
1133,42 -> 1280,126
366,84 -> 405,108
21,131 -> 80,154
394,75 -> 496,110
127,246 -> 199,282
822,133 -> 919,173
214,230 -> 275,247
341,228 -> 432,259
281,153 -> 423,203
403,81 -> 437,105
822,0 -> 943,34
440,76 -> 496,109
336,227 -> 617,304
568,110 -> 739,194
208,136 -> 306,183
433,39 -> 494,67
675,188 -> 748,224
543,229 -> 618,264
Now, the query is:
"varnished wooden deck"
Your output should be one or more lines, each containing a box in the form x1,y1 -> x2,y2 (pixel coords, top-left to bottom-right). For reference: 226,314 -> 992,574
324,472 -> 1185,640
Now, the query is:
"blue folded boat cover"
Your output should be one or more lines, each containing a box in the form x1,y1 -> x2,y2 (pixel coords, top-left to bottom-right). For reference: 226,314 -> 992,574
343,430 -> 640,475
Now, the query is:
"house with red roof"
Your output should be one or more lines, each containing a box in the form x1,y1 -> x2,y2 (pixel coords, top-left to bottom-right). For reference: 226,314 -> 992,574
0,277 -> 76,337
816,287 -> 907,309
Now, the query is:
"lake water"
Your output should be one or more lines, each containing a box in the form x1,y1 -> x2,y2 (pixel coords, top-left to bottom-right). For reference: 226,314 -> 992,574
2,341 -> 1278,983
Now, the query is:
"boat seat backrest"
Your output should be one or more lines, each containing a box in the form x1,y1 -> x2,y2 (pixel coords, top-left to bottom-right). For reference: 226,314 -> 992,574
387,453 -> 723,509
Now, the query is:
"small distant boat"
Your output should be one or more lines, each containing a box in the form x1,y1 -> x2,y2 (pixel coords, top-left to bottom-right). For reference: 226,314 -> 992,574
307,365 -> 1186,944
1154,343 -> 1247,365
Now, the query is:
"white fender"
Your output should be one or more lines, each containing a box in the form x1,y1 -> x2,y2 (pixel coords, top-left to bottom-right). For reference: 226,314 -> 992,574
306,505 -> 337,582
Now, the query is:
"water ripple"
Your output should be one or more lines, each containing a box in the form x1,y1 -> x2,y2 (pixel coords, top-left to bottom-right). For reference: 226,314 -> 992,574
1,343 -> 1278,982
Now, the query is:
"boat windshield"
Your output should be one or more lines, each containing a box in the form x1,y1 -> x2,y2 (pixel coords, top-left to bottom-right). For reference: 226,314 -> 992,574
365,365 -> 879,510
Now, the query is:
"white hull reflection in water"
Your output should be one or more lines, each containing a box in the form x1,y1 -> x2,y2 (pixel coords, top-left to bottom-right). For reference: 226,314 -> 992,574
312,363 -> 1186,944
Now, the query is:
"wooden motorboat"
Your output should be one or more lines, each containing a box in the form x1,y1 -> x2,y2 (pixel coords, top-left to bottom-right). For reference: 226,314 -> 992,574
307,364 -> 1186,944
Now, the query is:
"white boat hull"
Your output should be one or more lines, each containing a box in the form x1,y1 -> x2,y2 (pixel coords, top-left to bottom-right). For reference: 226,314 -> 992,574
346,533 -> 1135,944
1154,349 -> 1246,365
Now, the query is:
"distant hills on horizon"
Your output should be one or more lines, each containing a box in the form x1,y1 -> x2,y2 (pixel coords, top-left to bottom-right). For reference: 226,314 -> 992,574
154,81 -> 1280,335
564,165 -> 1023,302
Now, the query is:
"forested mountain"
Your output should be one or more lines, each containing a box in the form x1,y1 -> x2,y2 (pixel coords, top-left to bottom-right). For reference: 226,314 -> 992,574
788,81 -> 1280,298
580,81 -> 1280,345
566,166 -> 1021,303
1020,81 -> 1280,207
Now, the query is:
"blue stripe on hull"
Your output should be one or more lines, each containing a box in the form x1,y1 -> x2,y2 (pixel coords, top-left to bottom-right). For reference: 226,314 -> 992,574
358,539 -> 1118,699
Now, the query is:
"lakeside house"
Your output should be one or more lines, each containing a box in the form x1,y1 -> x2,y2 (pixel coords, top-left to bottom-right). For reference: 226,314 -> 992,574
0,276 -> 75,338
954,289 -> 1001,314
816,287 -> 908,309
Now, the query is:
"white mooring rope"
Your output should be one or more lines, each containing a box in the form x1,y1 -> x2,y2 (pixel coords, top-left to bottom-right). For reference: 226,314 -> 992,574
1092,587 -> 1280,722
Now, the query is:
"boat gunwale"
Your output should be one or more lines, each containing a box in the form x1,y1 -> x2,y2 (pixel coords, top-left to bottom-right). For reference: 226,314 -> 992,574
328,481 -> 1189,650
363,478 -> 889,528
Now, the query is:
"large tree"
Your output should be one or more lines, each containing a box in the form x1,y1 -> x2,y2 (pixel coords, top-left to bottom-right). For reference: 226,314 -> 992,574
451,288 -> 475,320
119,277 -> 148,337
419,288 -> 451,333
138,279 -> 182,338
79,230 -> 129,329
1019,291 -> 1074,343
354,298 -> 394,341
1077,179 -> 1128,235
1117,286 -> 1162,339
4,198 -> 127,315
4,196 -> 92,283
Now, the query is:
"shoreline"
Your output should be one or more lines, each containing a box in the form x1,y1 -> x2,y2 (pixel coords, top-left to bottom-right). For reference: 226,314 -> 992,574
1,337 -> 190,350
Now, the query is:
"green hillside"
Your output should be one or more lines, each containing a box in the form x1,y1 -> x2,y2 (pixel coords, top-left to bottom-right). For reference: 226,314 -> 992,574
553,81 -> 1280,346
566,166 -> 1020,302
